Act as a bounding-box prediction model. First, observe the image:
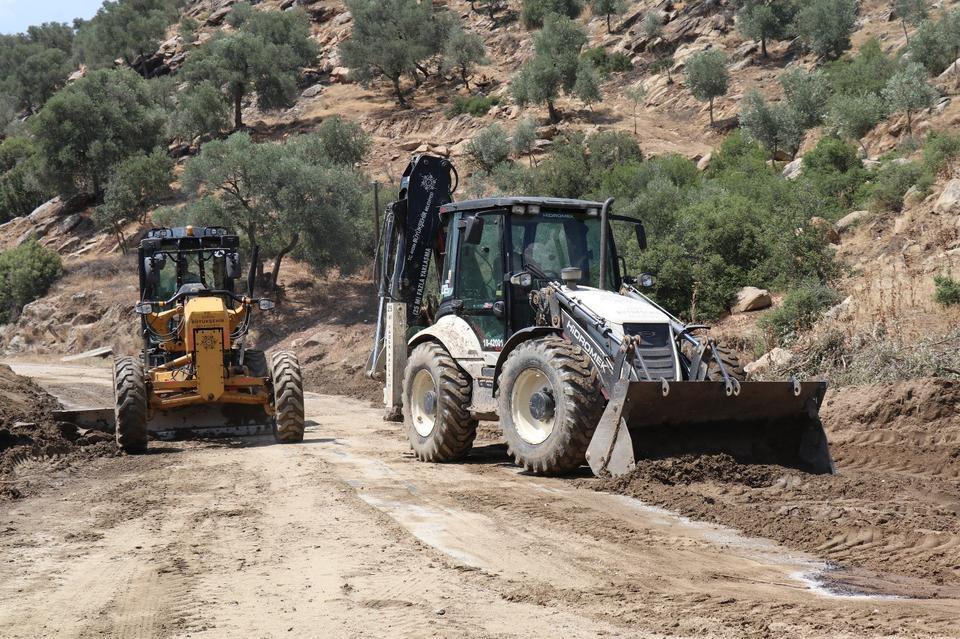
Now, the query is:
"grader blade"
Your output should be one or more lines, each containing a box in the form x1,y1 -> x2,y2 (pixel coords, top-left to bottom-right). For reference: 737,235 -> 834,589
587,380 -> 833,477
148,403 -> 273,439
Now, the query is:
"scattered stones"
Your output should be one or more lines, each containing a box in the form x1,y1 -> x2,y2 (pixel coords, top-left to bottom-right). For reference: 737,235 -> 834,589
732,287 -> 772,313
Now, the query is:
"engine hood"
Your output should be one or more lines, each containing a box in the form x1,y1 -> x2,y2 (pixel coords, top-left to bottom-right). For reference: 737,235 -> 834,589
561,286 -> 671,327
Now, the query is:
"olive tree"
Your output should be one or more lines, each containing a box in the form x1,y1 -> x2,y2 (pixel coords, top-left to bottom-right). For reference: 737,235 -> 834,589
340,0 -> 440,106
175,129 -> 371,286
684,49 -> 729,125
733,0 -> 798,58
738,90 -> 803,159
625,82 -> 647,134
95,149 -> 174,251
73,0 -> 178,74
512,117 -> 539,166
589,0 -> 627,34
442,24 -> 487,91
511,15 -> 598,122
893,0 -> 927,42
881,62 -> 938,136
780,67 -> 830,129
793,0 -> 857,59
826,92 -> 886,155
521,0 -> 584,30
31,68 -> 166,196
183,6 -> 317,129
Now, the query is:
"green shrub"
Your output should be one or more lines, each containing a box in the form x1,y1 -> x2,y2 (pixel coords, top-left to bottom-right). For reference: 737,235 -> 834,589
934,274 -> 960,306
581,47 -> 632,77
758,282 -> 841,345
825,39 -> 896,96
0,238 -> 63,324
801,136 -> 869,206
466,123 -> 511,172
445,94 -> 499,118
0,136 -> 49,222
921,131 -> 960,174
865,160 -> 931,212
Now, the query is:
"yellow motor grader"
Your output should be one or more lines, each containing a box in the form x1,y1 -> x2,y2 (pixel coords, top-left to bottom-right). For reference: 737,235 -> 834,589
112,226 -> 304,453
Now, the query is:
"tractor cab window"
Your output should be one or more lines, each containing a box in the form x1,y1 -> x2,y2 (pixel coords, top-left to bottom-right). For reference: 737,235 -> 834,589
152,250 -> 230,300
457,215 -> 503,308
510,212 -> 616,290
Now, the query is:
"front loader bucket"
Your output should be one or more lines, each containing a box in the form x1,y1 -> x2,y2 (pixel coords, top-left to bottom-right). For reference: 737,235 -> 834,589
586,380 -> 833,477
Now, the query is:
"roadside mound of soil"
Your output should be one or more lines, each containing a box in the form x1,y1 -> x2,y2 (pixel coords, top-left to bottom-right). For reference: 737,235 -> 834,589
0,365 -> 114,499
588,380 -> 960,592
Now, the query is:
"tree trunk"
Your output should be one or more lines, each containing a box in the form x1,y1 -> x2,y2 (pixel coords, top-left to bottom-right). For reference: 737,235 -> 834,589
633,106 -> 638,134
269,233 -> 299,291
112,223 -> 127,255
606,13 -> 612,33
902,19 -> 910,43
708,97 -> 715,126
461,66 -> 470,91
392,76 -> 406,106
233,89 -> 243,130
906,110 -> 913,136
761,37 -> 767,58
416,63 -> 430,78
547,100 -> 559,123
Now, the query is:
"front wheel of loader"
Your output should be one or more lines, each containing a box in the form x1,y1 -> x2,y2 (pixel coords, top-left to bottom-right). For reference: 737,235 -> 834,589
498,337 -> 604,475
114,356 -> 148,454
271,352 -> 305,443
403,342 -> 478,462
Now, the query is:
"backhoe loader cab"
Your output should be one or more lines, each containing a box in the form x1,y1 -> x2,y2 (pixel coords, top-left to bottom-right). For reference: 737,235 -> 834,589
112,226 -> 305,453
369,156 -> 833,477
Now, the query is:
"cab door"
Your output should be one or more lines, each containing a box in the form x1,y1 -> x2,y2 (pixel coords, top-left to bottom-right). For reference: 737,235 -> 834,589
446,212 -> 507,351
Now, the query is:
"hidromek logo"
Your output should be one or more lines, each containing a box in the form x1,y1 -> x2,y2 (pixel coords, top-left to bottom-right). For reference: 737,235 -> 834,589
563,313 -> 613,374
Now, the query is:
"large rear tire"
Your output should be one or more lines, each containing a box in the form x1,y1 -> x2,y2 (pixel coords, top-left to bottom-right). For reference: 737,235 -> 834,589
271,351 -> 305,443
683,342 -> 747,381
498,337 -> 604,475
114,356 -> 148,454
404,342 -> 477,462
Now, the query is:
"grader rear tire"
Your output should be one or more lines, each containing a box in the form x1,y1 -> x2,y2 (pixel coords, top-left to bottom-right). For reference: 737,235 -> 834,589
403,342 -> 477,462
114,356 -> 148,454
498,337 -> 604,475
271,351 -> 305,443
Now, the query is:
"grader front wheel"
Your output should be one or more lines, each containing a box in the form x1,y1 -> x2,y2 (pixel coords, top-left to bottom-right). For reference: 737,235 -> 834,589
271,351 -> 305,443
114,356 -> 148,454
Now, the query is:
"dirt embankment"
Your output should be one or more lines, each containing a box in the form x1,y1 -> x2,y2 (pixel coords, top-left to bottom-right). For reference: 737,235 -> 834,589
0,365 -> 114,499
590,378 -> 960,593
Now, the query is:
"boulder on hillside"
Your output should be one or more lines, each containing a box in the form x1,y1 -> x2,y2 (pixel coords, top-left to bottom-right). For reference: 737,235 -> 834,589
732,286 -> 772,313
935,179 -> 960,213
810,216 -> 840,244
836,210 -> 869,233
696,152 -> 712,171
781,157 -> 803,180
744,347 -> 793,377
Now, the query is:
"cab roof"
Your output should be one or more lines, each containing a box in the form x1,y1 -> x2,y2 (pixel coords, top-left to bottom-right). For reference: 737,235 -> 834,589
439,197 -> 605,216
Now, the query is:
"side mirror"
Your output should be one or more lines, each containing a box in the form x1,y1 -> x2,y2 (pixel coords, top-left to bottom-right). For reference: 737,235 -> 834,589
638,273 -> 656,288
226,253 -> 242,280
258,299 -> 275,311
134,302 -> 153,315
462,215 -> 485,245
143,254 -> 165,285
635,224 -> 648,251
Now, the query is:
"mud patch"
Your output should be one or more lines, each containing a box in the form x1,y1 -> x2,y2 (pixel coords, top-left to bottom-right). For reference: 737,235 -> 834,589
0,364 -> 115,499
587,380 -> 960,594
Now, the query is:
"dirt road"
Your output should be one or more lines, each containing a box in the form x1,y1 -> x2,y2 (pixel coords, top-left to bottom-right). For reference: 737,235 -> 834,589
1,364 -> 958,638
